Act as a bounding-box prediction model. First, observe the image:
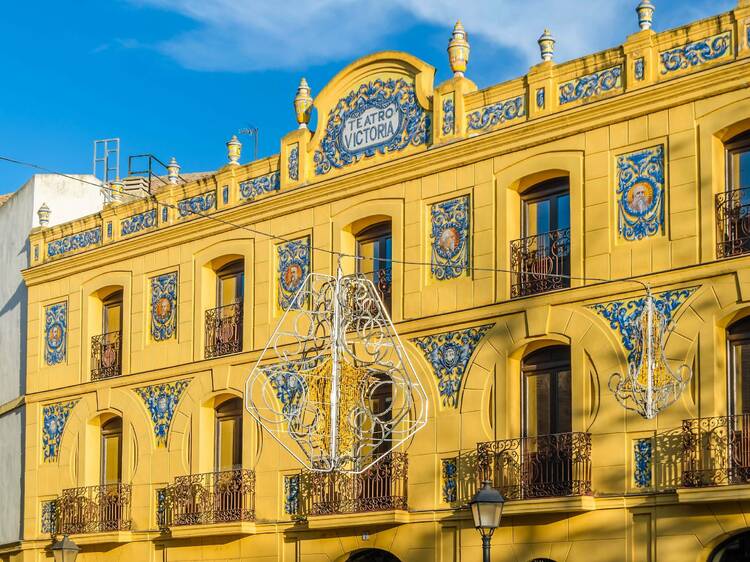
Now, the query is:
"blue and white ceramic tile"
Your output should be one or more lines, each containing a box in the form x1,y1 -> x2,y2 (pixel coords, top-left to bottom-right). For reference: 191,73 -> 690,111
240,172 -> 280,201
661,32 -> 731,74
134,379 -> 191,447
151,272 -> 177,341
121,209 -> 157,237
47,227 -> 101,258
177,191 -> 216,218
277,237 -> 310,310
467,96 -> 524,132
431,196 -> 470,280
42,400 -> 78,462
44,302 -> 67,366
559,66 -> 622,105
616,145 -> 665,241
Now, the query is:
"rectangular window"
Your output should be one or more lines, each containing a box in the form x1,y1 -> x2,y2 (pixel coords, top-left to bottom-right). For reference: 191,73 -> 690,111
216,417 -> 241,471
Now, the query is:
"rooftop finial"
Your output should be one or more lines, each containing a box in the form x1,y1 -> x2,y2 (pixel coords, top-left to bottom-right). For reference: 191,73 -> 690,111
447,20 -> 470,77
226,135 -> 242,166
37,202 -> 50,227
538,29 -> 555,62
167,157 -> 181,184
637,0 -> 655,31
294,78 -> 313,129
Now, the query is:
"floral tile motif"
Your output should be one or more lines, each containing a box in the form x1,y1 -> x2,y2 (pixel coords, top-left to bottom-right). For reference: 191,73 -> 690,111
222,185 -> 229,205
589,287 -> 696,363
442,458 -> 458,503
47,227 -> 101,258
660,32 -> 731,74
284,474 -> 300,515
151,272 -> 177,341
634,58 -> 645,81
177,191 -> 216,218
42,400 -> 78,462
134,379 -> 191,447
261,360 -> 309,414
240,171 -> 280,201
634,438 -> 653,488
442,97 -> 455,135
412,324 -> 493,408
431,196 -> 470,280
616,145 -> 665,241
277,237 -> 310,310
161,206 -> 168,223
536,88 -> 545,109
467,96 -> 524,132
559,66 -> 622,105
41,499 -> 58,535
44,302 -> 67,366
121,209 -> 157,237
288,145 -> 299,182
314,78 -> 430,175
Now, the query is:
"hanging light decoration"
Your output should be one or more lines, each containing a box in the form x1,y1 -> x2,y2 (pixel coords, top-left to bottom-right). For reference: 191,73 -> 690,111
609,289 -> 692,419
245,263 -> 428,474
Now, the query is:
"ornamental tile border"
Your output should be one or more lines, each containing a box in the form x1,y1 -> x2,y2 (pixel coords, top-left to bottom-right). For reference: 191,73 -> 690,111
121,209 -> 157,237
47,227 -> 101,258
616,145 -> 665,241
634,58 -> 645,81
442,97 -> 455,135
177,191 -> 216,218
42,400 -> 79,462
634,438 -> 653,488
134,379 -> 191,447
660,32 -> 731,75
41,500 -> 58,534
559,66 -> 622,105
288,145 -> 299,182
412,324 -> 493,408
44,301 -> 67,366
431,196 -> 470,280
536,88 -> 545,109
442,457 -> 458,503
240,171 -> 281,201
284,474 -> 300,515
151,272 -> 178,341
277,237 -> 311,310
467,95 -> 524,132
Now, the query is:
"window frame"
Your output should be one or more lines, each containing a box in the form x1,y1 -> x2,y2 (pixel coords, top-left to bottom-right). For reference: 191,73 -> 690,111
214,397 -> 243,472
216,260 -> 245,308
521,177 -> 570,238
521,346 -> 572,438
727,316 -> 750,418
100,417 -> 123,485
726,131 -> 750,192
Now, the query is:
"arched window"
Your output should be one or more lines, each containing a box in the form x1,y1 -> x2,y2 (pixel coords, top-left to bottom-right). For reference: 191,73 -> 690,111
92,289 -> 123,380
206,260 -> 244,358
709,530 -> 750,561
718,131 -> 750,258
728,317 -> 750,418
522,345 -> 571,438
511,178 -> 571,297
101,417 -> 123,485
356,222 -> 392,313
215,397 -> 243,471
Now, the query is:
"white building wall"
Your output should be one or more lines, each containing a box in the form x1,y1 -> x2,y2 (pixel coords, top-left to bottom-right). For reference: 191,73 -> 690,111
0,174 -> 103,546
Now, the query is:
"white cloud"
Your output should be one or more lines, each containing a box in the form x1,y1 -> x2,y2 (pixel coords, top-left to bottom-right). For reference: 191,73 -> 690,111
127,0 -> 736,73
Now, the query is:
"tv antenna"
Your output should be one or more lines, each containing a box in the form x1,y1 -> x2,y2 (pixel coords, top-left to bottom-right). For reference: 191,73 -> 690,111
93,138 -> 120,184
238,126 -> 259,161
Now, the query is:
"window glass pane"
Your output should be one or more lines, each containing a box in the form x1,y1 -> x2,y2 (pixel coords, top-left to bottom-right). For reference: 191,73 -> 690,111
525,373 -> 551,437
102,433 -> 121,484
557,194 -> 570,231
104,303 -> 121,333
358,239 -> 376,275
219,273 -> 243,307
217,417 -> 240,470
556,369 -> 572,434
739,150 -> 750,190
525,200 -> 550,237
732,341 -> 750,416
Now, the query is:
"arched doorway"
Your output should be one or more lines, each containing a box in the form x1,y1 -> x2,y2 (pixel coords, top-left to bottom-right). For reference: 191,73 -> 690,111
709,531 -> 750,561
347,549 -> 401,562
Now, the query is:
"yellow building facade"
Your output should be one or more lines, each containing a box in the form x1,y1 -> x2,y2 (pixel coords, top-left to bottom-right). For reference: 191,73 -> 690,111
8,2 -> 750,561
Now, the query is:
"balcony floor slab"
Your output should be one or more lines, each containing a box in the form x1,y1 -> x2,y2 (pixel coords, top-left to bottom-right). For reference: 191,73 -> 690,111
306,510 -> 410,530
166,521 -> 257,539
678,483 -> 750,503
68,531 -> 133,545
502,495 -> 596,515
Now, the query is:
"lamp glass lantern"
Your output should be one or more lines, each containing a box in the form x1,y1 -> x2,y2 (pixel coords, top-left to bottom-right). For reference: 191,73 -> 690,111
470,480 -> 505,537
51,535 -> 80,562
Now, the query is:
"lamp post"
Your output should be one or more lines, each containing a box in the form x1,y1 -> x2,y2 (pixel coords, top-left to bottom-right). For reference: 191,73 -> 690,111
469,480 -> 505,562
51,535 -> 80,562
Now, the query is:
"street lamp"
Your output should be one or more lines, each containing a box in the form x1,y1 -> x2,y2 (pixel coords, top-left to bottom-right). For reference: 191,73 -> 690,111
51,535 -> 80,562
469,480 -> 505,562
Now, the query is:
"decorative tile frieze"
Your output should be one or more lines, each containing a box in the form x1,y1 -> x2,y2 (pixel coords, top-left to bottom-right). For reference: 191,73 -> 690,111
177,191 -> 216,218
634,58 -> 645,81
277,237 -> 310,310
41,500 -> 58,535
412,324 -> 493,408
288,145 -> 299,182
536,88 -> 545,109
121,209 -> 157,237
240,171 -> 280,201
660,32 -> 731,74
284,474 -> 300,515
589,287 -> 696,362
559,66 -> 622,105
467,96 -> 524,132
134,379 -> 191,447
442,458 -> 458,503
42,400 -> 78,462
151,272 -> 177,341
634,438 -> 653,488
47,227 -> 101,258
616,145 -> 665,241
314,78 -> 430,175
442,97 -> 455,135
44,302 -> 67,366
431,196 -> 470,280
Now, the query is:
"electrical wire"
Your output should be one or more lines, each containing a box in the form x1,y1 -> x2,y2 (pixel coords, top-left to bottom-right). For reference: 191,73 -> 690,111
1,154 -> 652,290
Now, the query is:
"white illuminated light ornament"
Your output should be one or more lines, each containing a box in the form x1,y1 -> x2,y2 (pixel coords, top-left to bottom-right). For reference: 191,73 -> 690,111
609,289 -> 692,419
245,264 -> 428,474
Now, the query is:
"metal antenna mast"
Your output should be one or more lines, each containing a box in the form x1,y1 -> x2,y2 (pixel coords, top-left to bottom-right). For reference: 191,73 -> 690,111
93,138 -> 120,184
238,126 -> 259,161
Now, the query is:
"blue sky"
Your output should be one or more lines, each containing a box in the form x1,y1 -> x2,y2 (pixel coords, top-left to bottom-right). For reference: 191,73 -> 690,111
0,0 -> 735,194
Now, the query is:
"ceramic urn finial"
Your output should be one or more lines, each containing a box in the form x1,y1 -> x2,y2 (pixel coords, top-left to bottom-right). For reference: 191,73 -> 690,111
294,78 -> 313,129
447,21 -> 470,77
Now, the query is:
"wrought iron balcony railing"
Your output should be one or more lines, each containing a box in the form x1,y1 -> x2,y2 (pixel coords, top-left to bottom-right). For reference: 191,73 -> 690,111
682,414 -> 750,488
716,188 -> 750,258
361,267 -> 392,313
298,453 -> 408,516
477,432 -> 592,500
91,331 -> 122,381
510,228 -> 570,298
159,469 -> 255,528
58,483 -> 131,534
205,302 -> 243,358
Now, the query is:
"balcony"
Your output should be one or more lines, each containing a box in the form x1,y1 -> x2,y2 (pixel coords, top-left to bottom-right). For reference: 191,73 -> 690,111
159,469 -> 255,529
90,331 -> 122,381
477,432 -> 592,501
681,414 -> 750,488
510,228 -> 570,298
716,188 -> 750,258
298,453 -> 408,518
360,267 -> 392,314
205,302 -> 243,358
57,483 -> 131,535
